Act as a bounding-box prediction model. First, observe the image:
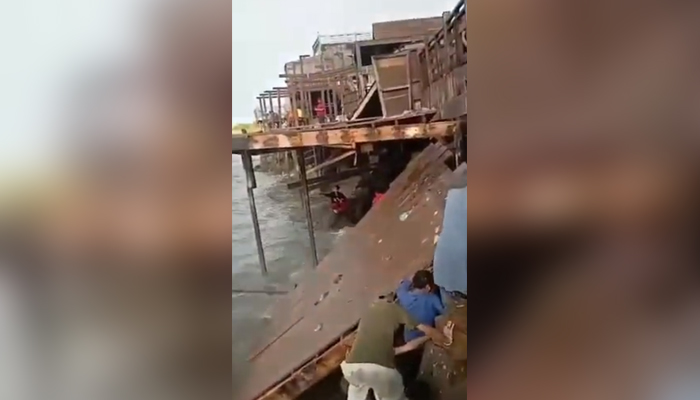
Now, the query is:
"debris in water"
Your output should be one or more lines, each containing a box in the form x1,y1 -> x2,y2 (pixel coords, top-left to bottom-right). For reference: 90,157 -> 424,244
434,235 -> 440,244
333,274 -> 343,284
377,238 -> 383,244
399,211 -> 410,221
314,324 -> 323,332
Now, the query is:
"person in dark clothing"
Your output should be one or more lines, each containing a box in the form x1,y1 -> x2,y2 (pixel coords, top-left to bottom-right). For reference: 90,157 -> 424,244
322,185 -> 347,204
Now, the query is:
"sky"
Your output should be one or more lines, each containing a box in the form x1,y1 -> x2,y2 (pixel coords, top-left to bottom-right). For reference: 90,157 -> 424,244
231,0 -> 457,124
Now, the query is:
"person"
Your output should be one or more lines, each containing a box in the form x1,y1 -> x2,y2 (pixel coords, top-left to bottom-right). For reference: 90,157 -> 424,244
396,270 -> 445,342
322,185 -> 346,204
433,170 -> 467,306
314,98 -> 327,123
394,270 -> 445,385
268,110 -> 279,128
341,300 -> 450,400
373,191 -> 385,206
430,168 -> 467,366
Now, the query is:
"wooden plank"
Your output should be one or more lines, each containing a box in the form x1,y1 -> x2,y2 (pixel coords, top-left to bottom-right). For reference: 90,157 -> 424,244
306,151 -> 356,175
373,61 -> 388,117
257,333 -> 357,400
285,168 -> 367,190
350,82 -> 378,120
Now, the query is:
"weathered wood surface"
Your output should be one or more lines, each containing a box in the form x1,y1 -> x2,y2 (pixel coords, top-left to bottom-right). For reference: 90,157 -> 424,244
418,0 -> 467,118
418,298 -> 468,399
231,120 -> 457,152
234,144 -> 455,400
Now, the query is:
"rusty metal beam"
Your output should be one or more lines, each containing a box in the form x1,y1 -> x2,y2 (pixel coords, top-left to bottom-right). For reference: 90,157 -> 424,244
234,120 -> 456,151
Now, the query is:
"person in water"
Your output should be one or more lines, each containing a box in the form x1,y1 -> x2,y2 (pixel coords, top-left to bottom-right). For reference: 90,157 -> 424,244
322,185 -> 347,204
373,191 -> 385,205
341,300 -> 450,400
394,270 -> 445,384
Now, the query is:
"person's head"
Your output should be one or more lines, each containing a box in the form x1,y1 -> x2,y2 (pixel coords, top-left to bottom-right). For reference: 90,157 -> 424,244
317,98 -> 322,104
411,270 -> 435,293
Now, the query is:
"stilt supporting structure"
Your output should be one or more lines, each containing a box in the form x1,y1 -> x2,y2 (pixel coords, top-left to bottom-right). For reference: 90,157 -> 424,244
242,151 -> 268,275
296,149 -> 319,266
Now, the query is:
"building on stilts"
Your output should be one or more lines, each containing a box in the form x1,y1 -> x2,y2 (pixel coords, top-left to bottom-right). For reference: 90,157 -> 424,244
232,2 -> 466,398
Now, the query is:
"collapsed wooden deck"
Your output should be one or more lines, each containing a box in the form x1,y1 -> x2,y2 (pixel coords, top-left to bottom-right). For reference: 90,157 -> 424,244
234,144 -> 457,400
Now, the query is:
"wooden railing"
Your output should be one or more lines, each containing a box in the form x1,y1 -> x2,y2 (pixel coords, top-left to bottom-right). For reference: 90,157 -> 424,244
416,0 -> 467,117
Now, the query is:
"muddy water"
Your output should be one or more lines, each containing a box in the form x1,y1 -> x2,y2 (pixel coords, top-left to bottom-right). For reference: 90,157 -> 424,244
232,155 -> 343,384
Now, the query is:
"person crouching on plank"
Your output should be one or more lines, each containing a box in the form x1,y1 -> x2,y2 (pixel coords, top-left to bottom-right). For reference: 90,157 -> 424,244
341,300 -> 452,400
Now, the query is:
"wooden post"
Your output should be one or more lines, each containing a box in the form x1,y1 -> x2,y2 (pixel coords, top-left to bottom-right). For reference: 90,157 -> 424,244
406,51 -> 414,110
296,149 -> 319,266
354,42 -> 365,97
260,94 -> 268,131
276,89 -> 282,128
241,152 -> 267,275
340,77 -> 347,118
290,83 -> 299,127
330,77 -> 338,119
322,85 -> 330,123
257,97 -> 264,123
266,93 -> 274,129
307,90 -> 314,125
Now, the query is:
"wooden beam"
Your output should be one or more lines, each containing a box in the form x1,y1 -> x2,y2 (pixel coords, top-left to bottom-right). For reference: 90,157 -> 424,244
286,167 -> 367,190
279,66 -> 356,79
256,332 -> 356,400
306,150 -> 356,175
240,121 -> 457,151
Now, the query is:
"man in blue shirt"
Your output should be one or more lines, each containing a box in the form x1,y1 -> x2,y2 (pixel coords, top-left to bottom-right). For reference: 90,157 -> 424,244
394,270 -> 445,388
396,270 -> 445,342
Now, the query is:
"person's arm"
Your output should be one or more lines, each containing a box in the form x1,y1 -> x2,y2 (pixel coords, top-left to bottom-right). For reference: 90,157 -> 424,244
394,336 -> 429,355
394,303 -> 450,346
396,280 -> 411,297
416,324 -> 451,347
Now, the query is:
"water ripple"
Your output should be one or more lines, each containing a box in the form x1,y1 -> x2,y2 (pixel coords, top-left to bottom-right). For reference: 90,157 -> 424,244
232,155 -> 339,382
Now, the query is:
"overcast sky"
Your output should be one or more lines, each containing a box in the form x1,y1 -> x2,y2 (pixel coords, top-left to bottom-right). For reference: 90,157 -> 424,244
231,0 -> 455,123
